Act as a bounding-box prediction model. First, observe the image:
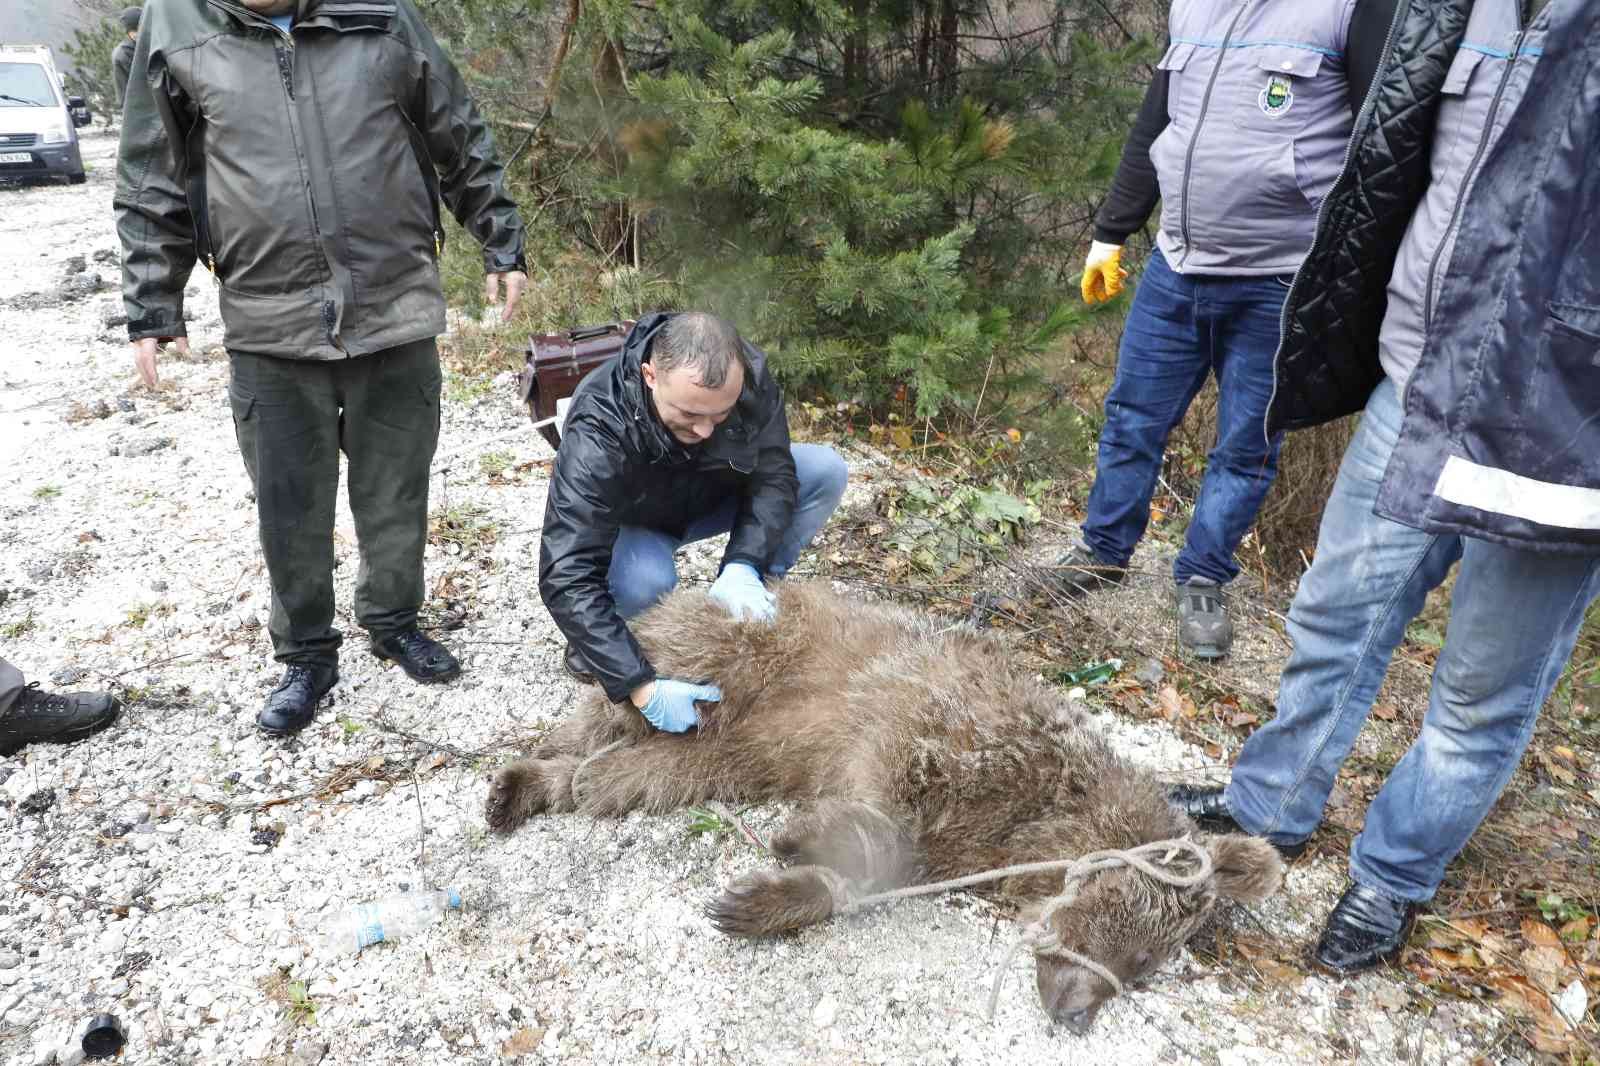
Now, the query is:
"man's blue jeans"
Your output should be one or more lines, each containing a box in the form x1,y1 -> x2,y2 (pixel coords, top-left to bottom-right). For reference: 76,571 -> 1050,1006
1226,379 -> 1600,902
1082,249 -> 1287,584
609,444 -> 849,617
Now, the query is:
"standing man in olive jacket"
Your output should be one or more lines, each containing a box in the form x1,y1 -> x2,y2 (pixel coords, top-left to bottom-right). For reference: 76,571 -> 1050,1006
539,312 -> 848,734
116,0 -> 527,736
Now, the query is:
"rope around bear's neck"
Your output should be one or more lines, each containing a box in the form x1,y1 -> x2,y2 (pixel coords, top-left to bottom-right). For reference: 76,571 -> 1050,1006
827,837 -> 1214,1021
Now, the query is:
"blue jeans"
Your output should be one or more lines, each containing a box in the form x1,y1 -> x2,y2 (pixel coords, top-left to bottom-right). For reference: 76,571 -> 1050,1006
609,444 -> 849,617
1082,249 -> 1286,584
1227,379 -> 1600,901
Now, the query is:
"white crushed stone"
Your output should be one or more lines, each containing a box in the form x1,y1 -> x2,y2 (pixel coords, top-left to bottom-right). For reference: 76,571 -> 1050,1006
0,130 -> 1519,1065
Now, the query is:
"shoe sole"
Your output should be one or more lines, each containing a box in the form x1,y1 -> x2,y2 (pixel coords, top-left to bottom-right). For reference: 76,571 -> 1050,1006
369,649 -> 462,684
0,713 -> 119,757
257,684 -> 338,737
1310,939 -> 1408,977
1183,643 -> 1229,661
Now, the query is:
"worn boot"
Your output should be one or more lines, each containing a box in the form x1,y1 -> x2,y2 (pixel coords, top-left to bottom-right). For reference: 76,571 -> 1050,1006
1168,785 -> 1307,859
257,665 -> 338,736
0,683 -> 121,756
371,627 -> 461,684
1175,577 -> 1232,659
1050,544 -> 1127,599
563,643 -> 597,686
1314,882 -> 1420,975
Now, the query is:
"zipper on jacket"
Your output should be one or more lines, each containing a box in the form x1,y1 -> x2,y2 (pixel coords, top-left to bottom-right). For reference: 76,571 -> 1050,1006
1421,28 -> 1524,333
398,112 -> 445,259
1177,0 -> 1253,272
273,30 -> 296,100
1265,0 -> 1413,439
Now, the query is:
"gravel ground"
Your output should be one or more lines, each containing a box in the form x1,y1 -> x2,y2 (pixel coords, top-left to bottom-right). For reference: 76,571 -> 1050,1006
0,129 -> 1524,1065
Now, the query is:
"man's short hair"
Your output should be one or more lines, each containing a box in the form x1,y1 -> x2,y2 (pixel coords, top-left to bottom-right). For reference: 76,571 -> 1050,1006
120,6 -> 143,31
651,312 -> 749,390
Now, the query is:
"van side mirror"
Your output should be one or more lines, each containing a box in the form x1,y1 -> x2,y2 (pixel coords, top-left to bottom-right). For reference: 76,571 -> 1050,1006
68,96 -> 92,127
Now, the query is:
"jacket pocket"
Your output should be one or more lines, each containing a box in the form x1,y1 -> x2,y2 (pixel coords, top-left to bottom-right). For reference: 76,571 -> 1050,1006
1442,48 -> 1487,95
1233,46 -> 1325,135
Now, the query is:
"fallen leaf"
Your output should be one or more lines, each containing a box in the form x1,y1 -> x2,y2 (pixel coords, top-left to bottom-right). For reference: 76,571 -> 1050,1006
1430,946 -> 1483,969
1371,702 -> 1398,721
499,1027 -> 545,1058
1560,916 -> 1592,943
1521,944 -> 1573,992
1530,1021 -> 1577,1054
1006,427 -> 1022,443
1523,918 -> 1564,949
1372,982 -> 1410,1011
1158,686 -> 1184,720
1227,711 -> 1259,728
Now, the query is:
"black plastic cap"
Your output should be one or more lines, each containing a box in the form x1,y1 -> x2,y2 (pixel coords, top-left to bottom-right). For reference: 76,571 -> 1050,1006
82,1014 -> 126,1058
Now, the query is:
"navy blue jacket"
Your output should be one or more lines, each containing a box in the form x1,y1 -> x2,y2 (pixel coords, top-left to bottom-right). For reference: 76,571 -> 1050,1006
1376,0 -> 1600,553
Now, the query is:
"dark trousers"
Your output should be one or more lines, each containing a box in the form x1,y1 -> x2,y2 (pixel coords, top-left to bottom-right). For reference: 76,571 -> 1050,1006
228,339 -> 442,668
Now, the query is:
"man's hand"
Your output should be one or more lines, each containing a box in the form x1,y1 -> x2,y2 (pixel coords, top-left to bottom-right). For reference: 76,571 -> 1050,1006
485,270 -> 528,324
630,678 -> 722,733
131,336 -> 192,390
708,563 -> 777,623
1081,241 -> 1127,305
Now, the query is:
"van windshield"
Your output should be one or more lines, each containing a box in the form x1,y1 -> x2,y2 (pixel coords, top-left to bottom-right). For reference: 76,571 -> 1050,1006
0,63 -> 57,107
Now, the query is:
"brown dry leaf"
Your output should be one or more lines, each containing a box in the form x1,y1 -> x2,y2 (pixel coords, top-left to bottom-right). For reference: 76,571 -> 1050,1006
1158,685 -> 1184,720
364,755 -> 386,773
1372,702 -> 1398,721
1523,918 -> 1564,949
1431,946 -> 1483,969
1480,931 -> 1517,961
500,1027 -> 545,1058
1150,506 -> 1168,524
1227,711 -> 1260,728
1540,752 -> 1578,786
1372,983 -> 1410,1011
414,752 -> 450,775
1520,944 -> 1573,992
1530,1022 -> 1576,1055
1253,958 -> 1304,986
1560,916 -> 1592,943
1442,917 -> 1491,942
1204,743 -> 1224,760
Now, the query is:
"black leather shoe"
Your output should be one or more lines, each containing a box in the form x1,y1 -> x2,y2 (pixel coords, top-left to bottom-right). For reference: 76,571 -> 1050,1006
0,683 -> 121,756
563,643 -> 597,686
1168,785 -> 1308,859
257,665 -> 338,736
1314,882 -> 1420,975
371,627 -> 461,684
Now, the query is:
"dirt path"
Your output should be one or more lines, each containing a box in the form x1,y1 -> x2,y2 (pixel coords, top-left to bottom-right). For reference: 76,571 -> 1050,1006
0,128 -> 1510,1066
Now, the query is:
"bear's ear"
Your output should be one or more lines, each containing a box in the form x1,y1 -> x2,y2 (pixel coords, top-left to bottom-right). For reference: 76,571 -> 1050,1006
1200,833 -> 1284,904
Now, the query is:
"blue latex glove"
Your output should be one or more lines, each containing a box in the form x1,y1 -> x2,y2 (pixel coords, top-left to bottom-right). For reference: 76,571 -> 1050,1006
637,679 -> 722,733
708,562 -> 777,622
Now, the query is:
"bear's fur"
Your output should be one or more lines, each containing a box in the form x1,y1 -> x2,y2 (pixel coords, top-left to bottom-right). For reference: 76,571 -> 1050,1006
487,582 -> 1281,1031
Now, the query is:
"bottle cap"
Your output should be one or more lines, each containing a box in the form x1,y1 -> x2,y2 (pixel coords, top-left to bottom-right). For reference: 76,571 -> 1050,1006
445,888 -> 462,909
82,1014 -> 126,1059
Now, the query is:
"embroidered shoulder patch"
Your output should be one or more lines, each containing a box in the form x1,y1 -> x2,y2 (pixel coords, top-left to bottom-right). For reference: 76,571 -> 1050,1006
1259,73 -> 1295,117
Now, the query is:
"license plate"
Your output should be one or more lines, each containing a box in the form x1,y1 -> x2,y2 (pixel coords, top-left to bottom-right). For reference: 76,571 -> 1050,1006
0,152 -> 32,164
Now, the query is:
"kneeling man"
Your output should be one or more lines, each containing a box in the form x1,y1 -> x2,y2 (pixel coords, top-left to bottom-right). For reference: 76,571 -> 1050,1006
539,312 -> 847,732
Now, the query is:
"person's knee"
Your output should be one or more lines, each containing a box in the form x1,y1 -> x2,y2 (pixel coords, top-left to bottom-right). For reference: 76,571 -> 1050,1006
797,445 -> 848,509
612,563 -> 678,618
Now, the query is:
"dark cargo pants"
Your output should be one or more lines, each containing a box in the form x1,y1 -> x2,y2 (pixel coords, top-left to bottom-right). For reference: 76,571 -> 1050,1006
228,338 -> 442,668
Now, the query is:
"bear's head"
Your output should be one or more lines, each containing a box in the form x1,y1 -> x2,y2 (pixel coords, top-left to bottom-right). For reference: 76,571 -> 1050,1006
1025,833 -> 1283,1033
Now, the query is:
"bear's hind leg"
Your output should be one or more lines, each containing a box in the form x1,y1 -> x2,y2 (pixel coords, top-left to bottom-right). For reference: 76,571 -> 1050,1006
771,800 -> 916,890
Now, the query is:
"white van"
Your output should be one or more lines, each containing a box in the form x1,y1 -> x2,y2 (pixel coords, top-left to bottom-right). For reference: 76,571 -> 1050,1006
0,44 -> 90,184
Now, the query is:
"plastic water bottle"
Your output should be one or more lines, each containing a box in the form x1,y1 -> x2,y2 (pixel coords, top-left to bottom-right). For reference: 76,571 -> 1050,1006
320,888 -> 462,955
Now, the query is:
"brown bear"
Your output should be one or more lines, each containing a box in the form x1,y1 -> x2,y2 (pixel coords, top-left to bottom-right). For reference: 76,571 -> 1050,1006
486,582 -> 1282,1032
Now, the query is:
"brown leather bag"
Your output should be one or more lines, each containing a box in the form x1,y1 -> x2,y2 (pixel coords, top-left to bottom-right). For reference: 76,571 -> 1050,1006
518,321 -> 635,448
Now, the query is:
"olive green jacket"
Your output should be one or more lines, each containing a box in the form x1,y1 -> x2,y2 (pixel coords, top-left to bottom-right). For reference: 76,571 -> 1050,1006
115,0 -> 524,359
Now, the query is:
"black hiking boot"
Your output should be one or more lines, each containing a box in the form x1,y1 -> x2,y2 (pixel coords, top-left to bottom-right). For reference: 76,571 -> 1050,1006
1168,785 -> 1307,859
257,665 -> 338,736
371,626 -> 461,684
1314,882 -> 1420,976
1175,577 -> 1232,659
563,643 -> 597,686
0,683 -> 121,756
1050,544 -> 1126,599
